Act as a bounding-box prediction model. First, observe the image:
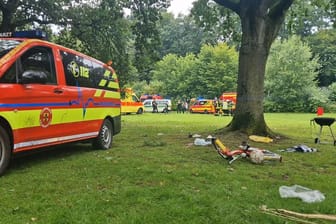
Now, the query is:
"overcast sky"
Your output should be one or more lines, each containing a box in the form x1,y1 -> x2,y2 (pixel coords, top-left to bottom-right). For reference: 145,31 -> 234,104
168,0 -> 196,16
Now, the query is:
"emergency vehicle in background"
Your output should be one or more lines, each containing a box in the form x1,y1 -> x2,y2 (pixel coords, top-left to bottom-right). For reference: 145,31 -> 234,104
220,92 -> 237,105
121,88 -> 144,114
189,99 -> 216,114
0,30 -> 121,175
219,92 -> 237,115
143,99 -> 172,113
140,94 -> 162,102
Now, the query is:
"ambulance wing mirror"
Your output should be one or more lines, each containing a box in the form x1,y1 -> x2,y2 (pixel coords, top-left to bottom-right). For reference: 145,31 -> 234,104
21,70 -> 48,84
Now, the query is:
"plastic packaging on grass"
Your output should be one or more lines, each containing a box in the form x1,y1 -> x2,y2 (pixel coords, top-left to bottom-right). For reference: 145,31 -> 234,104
194,138 -> 211,146
279,185 -> 325,203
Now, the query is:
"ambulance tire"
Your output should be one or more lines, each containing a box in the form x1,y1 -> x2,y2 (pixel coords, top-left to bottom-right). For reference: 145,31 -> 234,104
0,126 -> 11,176
137,108 -> 143,114
93,119 -> 113,150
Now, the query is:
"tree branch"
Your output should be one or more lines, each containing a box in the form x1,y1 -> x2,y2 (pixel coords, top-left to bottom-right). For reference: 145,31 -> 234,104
213,0 -> 240,14
267,0 -> 294,18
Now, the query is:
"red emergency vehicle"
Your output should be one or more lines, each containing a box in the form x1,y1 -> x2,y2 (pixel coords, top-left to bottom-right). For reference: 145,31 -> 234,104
219,92 -> 237,104
140,94 -> 163,102
0,30 -> 121,175
219,92 -> 237,115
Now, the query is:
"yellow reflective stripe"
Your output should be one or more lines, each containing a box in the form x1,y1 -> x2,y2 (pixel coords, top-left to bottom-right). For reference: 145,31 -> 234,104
121,106 -> 140,113
1,107 -> 120,130
99,79 -> 107,87
107,81 -> 119,89
52,108 -> 121,124
3,110 -> 41,129
104,70 -> 111,78
105,91 -> 120,99
94,89 -> 103,97
112,73 -> 117,79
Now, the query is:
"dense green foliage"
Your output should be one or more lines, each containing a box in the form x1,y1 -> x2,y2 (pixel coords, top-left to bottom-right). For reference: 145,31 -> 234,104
281,0 -> 335,38
158,13 -> 215,57
127,0 -> 168,83
191,0 -> 335,90
191,0 -> 241,46
306,29 -> 336,87
0,0 -> 70,32
265,36 -> 322,112
147,43 -> 238,100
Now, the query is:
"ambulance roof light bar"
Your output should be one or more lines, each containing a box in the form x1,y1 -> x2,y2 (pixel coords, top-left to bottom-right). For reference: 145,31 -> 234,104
0,30 -> 47,40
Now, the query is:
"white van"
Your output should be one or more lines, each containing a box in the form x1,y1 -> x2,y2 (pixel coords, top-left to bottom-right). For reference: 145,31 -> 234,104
143,99 -> 172,113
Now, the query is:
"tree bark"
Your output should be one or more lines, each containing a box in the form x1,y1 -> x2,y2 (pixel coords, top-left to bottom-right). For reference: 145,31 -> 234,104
0,1 -> 19,32
215,0 -> 293,135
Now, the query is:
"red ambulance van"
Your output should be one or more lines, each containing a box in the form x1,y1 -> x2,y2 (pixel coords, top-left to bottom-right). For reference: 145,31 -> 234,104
0,30 -> 121,175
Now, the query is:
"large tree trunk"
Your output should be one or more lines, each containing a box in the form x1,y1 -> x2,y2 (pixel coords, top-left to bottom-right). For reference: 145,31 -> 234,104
214,0 -> 293,135
0,0 -> 20,32
230,3 -> 274,135
0,10 -> 15,32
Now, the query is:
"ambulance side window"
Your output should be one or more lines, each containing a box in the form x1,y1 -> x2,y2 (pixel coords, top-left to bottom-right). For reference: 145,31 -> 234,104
0,62 -> 17,83
60,50 -> 109,89
61,51 -> 94,88
132,95 -> 139,102
21,46 -> 57,84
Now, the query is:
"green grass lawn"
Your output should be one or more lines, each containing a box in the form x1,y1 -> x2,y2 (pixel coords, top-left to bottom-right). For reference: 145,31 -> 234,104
1,113 -> 336,223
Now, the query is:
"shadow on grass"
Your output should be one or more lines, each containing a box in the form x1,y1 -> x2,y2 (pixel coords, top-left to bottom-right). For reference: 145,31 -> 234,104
8,142 -> 94,173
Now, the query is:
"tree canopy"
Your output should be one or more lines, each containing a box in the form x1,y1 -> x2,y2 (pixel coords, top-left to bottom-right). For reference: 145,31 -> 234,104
148,42 -> 238,100
0,0 -> 70,32
306,29 -> 336,87
265,36 -> 322,112
0,0 -> 335,126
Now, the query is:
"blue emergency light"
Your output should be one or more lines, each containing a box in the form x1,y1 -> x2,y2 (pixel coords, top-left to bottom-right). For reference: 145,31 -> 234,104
0,30 -> 47,40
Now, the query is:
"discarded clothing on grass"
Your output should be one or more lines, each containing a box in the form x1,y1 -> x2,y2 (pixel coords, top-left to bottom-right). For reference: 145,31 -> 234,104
281,144 -> 317,153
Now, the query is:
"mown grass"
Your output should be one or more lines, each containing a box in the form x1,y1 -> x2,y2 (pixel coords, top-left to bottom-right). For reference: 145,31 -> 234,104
1,112 -> 336,223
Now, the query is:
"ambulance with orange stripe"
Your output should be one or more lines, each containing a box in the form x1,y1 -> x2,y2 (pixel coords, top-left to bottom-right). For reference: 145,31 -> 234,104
0,30 -> 121,175
121,88 -> 144,114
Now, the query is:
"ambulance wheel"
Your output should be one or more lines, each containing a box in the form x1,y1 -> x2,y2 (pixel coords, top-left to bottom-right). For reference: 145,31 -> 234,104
0,126 -> 11,176
93,119 -> 113,150
137,108 -> 143,114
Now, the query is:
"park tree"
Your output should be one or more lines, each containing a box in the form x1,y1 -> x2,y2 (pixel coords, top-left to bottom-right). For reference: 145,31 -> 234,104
306,29 -> 336,87
213,0 -> 293,135
186,43 -> 238,98
150,43 -> 238,100
280,0 -> 335,38
191,0 -> 241,46
265,36 -> 322,112
0,0 -> 70,32
158,13 -> 216,57
127,0 -> 169,84
151,53 -> 198,99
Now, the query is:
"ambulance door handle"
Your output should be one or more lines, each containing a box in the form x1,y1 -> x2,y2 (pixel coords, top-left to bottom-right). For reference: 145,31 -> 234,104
54,88 -> 63,94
